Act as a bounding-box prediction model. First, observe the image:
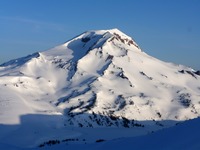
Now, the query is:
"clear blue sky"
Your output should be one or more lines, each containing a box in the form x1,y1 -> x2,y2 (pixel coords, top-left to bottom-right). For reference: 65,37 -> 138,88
0,0 -> 199,69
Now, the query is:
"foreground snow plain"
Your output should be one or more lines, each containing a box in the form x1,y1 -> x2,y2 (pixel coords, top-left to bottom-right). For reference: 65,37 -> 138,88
0,117 -> 200,150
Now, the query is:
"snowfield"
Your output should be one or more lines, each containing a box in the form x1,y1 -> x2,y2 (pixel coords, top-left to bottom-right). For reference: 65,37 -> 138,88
0,28 -> 200,149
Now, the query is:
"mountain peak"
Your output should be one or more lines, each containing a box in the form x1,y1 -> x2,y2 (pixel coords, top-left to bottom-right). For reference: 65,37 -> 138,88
82,28 -> 138,48
107,28 -> 130,37
75,28 -> 140,51
41,29 -> 140,63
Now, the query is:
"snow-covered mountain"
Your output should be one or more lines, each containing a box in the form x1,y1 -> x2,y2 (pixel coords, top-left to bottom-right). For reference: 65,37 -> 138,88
0,28 -> 200,148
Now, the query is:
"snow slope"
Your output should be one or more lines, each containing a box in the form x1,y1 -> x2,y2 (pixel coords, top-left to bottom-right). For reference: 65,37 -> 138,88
0,28 -> 200,148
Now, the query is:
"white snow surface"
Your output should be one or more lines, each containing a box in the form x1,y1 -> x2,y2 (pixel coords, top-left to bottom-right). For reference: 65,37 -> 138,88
0,28 -> 200,149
